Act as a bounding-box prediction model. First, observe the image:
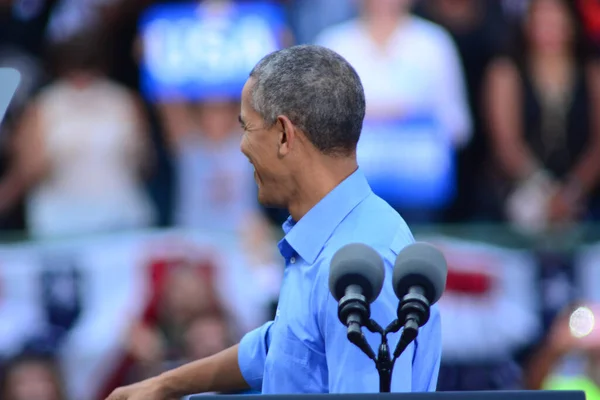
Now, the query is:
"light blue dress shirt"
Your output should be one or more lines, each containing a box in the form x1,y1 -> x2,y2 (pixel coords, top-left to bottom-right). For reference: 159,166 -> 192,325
238,168 -> 442,393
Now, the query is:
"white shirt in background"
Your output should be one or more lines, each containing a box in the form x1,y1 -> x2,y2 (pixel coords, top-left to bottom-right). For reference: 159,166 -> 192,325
316,16 -> 471,147
29,79 -> 155,238
174,133 -> 258,233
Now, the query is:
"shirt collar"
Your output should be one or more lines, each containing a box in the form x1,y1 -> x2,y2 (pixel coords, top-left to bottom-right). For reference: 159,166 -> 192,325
278,168 -> 372,264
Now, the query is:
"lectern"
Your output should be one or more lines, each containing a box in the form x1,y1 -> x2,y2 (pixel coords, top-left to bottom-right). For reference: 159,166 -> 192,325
193,391 -> 584,400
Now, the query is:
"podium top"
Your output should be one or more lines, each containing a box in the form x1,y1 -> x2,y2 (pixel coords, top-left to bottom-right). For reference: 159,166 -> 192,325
192,391 -> 584,400
0,68 -> 21,125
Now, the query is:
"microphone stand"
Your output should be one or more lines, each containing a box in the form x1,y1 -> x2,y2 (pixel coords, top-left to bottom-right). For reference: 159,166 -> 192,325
350,319 -> 421,393
339,288 -> 430,392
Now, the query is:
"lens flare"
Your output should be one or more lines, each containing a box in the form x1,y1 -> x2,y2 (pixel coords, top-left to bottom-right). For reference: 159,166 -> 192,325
569,306 -> 596,338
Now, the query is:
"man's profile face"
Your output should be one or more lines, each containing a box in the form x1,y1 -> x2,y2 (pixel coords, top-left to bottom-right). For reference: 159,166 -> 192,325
239,78 -> 289,207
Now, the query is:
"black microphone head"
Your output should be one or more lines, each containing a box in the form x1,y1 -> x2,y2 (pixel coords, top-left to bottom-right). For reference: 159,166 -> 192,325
393,242 -> 447,305
328,243 -> 385,303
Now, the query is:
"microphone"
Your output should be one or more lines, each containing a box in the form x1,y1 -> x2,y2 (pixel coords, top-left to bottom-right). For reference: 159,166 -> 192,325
391,242 -> 447,358
329,243 -> 385,360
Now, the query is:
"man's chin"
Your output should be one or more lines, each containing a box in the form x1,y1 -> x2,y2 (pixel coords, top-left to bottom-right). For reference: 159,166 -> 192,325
257,192 -> 283,209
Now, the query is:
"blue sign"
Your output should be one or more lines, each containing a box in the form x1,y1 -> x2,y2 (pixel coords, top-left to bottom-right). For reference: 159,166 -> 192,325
139,2 -> 286,102
357,115 -> 456,209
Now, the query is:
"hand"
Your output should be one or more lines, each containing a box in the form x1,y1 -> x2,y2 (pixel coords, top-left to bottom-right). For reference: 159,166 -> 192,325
105,377 -> 175,400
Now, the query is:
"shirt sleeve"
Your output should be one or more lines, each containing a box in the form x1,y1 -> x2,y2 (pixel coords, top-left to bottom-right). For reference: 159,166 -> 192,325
237,321 -> 273,391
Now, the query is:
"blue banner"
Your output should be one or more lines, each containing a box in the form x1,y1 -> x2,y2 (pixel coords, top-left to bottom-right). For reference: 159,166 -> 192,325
357,116 -> 456,209
139,2 -> 286,102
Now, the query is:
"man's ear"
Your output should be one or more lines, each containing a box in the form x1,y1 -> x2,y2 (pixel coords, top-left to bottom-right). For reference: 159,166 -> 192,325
277,115 -> 296,158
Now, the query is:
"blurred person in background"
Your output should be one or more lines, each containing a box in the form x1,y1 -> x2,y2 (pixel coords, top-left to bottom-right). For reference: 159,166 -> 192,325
116,257 -> 250,396
182,313 -> 233,362
123,261 -> 225,383
415,0 -> 508,222
315,0 -> 471,224
0,27 -> 156,238
149,0 -> 294,231
157,96 -> 281,315
160,99 -> 261,234
484,0 -> 600,235
525,305 -> 600,399
0,352 -> 66,400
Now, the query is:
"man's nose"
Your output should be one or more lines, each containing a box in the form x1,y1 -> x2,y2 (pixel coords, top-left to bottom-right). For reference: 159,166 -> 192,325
240,138 -> 250,159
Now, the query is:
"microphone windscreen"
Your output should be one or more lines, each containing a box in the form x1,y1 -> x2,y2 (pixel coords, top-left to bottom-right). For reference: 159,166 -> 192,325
328,243 -> 385,303
392,242 -> 447,304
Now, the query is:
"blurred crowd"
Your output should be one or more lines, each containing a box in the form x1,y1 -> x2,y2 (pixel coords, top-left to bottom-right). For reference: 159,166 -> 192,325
1,0 -> 600,399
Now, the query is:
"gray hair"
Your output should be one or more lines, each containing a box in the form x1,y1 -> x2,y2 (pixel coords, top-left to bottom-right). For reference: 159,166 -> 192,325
249,45 -> 365,156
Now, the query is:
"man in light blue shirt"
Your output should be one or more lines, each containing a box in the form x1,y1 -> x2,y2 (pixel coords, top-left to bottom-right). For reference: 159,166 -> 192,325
239,167 -> 441,393
107,45 -> 441,400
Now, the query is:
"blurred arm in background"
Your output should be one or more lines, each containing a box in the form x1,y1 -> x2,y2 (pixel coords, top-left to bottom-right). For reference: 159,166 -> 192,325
0,101 -> 48,214
525,310 -> 574,390
484,58 -> 539,183
568,61 -> 600,198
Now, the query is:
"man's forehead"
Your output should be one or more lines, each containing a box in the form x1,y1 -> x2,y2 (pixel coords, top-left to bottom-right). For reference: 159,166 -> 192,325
242,77 -> 256,98
240,78 -> 258,118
